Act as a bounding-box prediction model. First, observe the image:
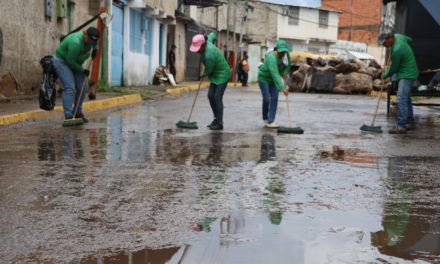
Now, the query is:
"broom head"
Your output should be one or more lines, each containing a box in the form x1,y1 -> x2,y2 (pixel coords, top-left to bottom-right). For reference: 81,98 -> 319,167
360,124 -> 382,133
176,120 -> 198,129
62,118 -> 84,127
277,126 -> 304,134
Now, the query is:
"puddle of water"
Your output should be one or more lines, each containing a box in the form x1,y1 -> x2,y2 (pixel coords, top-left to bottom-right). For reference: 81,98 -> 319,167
80,246 -> 181,264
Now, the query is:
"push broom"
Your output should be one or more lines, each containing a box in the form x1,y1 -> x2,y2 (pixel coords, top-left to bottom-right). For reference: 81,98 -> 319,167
359,77 -> 385,133
176,78 -> 203,129
63,60 -> 93,127
360,55 -> 390,133
277,93 -> 304,134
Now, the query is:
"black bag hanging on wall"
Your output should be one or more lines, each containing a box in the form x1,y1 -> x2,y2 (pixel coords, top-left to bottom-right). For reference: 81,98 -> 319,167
39,56 -> 57,111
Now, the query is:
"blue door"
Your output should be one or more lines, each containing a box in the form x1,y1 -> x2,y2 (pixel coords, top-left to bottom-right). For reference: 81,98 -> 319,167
159,24 -> 164,65
111,4 -> 124,86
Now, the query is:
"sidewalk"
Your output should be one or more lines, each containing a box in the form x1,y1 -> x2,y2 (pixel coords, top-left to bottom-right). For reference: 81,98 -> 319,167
0,81 -> 210,126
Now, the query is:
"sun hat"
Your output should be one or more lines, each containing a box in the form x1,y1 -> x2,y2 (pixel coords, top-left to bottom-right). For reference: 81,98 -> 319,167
190,34 -> 206,52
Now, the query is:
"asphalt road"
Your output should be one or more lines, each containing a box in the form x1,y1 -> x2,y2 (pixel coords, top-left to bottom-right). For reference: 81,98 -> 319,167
1,85 -> 440,263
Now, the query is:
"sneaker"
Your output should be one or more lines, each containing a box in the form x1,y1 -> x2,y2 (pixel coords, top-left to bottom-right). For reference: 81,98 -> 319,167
389,126 -> 407,134
207,119 -> 217,128
266,123 -> 280,128
75,113 -> 89,123
404,124 -> 416,131
209,123 -> 223,130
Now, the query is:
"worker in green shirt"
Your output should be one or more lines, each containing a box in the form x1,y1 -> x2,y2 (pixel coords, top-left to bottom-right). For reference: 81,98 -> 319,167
52,27 -> 99,126
258,40 -> 291,128
381,32 -> 419,134
190,34 -> 232,130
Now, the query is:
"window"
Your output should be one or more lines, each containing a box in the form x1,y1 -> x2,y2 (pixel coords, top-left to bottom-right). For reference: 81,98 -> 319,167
288,7 -> 299,26
319,10 -> 329,28
144,17 -> 153,55
130,9 -> 143,53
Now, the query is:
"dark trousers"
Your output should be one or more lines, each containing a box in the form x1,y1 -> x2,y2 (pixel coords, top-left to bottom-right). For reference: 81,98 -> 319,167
241,72 -> 248,86
207,82 -> 228,124
170,66 -> 176,81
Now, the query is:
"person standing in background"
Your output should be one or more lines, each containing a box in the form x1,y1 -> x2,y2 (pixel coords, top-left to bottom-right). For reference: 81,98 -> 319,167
168,44 -> 177,82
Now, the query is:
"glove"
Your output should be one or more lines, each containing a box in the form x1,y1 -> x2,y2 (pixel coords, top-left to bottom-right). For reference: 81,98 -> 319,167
91,50 -> 97,59
83,69 -> 90,77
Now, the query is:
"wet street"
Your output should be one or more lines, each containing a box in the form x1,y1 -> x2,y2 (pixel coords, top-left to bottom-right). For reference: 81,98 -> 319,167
1,86 -> 440,263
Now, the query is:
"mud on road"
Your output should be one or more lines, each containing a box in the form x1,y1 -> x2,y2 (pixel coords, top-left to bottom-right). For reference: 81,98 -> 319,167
1,87 -> 440,263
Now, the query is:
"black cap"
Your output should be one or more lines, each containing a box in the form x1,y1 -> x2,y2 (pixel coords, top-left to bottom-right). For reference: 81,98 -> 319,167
87,27 -> 100,45
378,31 -> 394,44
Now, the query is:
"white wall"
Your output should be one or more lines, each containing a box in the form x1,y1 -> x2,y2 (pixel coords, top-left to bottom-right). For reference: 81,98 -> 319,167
123,7 -> 149,86
277,8 -> 338,42
248,44 -> 263,83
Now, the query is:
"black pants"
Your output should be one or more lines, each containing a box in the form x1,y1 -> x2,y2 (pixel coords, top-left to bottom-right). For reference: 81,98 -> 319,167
241,72 -> 248,86
207,82 -> 228,124
170,66 -> 176,81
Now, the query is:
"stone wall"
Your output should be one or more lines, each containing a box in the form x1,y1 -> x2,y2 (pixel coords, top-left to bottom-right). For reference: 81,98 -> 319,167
0,0 -> 98,96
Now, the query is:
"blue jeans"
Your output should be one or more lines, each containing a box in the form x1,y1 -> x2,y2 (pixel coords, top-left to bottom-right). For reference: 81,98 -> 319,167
52,56 -> 88,119
396,79 -> 415,128
259,81 -> 278,123
207,82 -> 228,124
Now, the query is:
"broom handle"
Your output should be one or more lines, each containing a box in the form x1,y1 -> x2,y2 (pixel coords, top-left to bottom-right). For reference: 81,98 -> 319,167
285,94 -> 292,127
187,78 -> 203,122
371,78 -> 384,126
73,59 -> 93,119
371,54 -> 391,126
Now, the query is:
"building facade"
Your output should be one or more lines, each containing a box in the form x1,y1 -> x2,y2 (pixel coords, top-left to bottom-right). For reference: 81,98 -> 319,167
321,0 -> 382,45
194,1 -> 339,82
108,0 -> 176,86
0,0 -> 102,96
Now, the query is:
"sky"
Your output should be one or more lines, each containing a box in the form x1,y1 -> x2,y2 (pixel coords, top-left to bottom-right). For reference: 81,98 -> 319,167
259,0 -> 321,8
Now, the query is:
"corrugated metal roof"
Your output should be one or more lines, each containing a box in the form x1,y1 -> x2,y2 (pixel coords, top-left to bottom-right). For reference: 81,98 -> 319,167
419,0 -> 440,26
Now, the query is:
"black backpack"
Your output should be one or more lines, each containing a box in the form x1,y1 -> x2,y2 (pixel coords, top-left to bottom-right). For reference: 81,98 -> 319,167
39,56 -> 57,111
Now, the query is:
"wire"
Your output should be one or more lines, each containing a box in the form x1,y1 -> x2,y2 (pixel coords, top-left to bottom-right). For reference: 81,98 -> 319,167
248,2 -> 339,28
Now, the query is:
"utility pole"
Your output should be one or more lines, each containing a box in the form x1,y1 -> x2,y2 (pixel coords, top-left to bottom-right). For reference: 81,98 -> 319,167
226,0 -> 231,55
235,0 -> 248,84
349,0 -> 353,41
232,0 -> 237,82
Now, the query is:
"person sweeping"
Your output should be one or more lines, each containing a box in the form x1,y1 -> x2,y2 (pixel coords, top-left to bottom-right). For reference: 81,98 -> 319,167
381,32 -> 419,134
52,27 -> 100,127
258,40 -> 291,128
189,34 -> 231,130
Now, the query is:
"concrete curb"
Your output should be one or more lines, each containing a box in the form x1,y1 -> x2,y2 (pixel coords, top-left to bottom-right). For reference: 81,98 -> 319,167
166,82 -> 210,94
370,91 -> 396,102
166,82 -> 246,94
0,94 -> 142,126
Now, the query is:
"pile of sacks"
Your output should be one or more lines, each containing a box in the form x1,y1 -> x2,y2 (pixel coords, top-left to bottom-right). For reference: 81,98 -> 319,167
286,57 -> 384,95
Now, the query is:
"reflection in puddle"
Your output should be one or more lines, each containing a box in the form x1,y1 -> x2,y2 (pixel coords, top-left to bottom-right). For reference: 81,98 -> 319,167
80,246 -> 181,264
318,145 -> 377,165
371,157 -> 440,262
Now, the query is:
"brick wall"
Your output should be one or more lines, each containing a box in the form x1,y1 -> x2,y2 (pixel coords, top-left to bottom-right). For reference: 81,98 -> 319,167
322,0 -> 382,45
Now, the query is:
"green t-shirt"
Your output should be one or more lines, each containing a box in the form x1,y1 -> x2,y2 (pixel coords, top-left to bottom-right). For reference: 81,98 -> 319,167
55,31 -> 97,73
201,42 -> 232,85
384,34 -> 419,80
258,51 -> 291,91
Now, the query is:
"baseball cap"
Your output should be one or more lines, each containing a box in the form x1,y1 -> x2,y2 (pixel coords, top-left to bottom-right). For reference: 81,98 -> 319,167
87,27 -> 100,45
275,40 -> 291,53
378,32 -> 394,44
190,34 -> 206,52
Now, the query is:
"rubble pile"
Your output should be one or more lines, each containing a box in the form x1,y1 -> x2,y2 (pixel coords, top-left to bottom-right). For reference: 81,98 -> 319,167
286,57 -> 384,95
